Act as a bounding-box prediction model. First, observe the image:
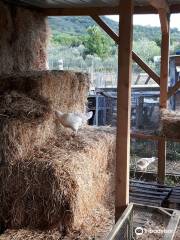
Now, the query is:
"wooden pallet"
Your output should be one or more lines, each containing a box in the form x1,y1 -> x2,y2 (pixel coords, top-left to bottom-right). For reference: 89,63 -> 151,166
167,186 -> 180,210
130,180 -> 172,207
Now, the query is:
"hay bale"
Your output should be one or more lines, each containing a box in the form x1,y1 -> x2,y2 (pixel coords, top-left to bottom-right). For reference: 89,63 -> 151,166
0,229 -> 61,240
0,127 -> 115,232
0,70 -> 90,113
0,205 -> 113,240
0,91 -> 55,164
160,109 -> 180,139
0,1 -> 48,75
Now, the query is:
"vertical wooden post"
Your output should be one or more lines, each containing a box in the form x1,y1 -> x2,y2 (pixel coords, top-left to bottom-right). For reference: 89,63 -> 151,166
115,0 -> 133,221
158,13 -> 170,184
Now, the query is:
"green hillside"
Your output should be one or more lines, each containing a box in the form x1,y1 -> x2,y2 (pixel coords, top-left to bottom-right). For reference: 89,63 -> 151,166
48,16 -> 180,43
47,16 -> 180,73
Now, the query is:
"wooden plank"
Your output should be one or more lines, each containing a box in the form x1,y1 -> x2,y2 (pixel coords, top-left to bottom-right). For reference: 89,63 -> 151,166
130,179 -> 168,187
91,15 -> 160,85
132,52 -> 160,85
131,131 -> 180,142
115,0 -> 133,220
164,211 -> 180,240
149,0 -> 170,13
168,80 -> 180,98
130,188 -> 168,196
160,16 -> 170,109
131,131 -> 163,141
41,4 -> 180,16
107,203 -> 134,240
158,13 -> 170,185
158,139 -> 167,184
131,192 -> 165,200
130,185 -> 170,192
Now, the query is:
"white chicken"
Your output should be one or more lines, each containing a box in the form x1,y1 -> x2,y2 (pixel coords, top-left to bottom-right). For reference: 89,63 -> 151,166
136,157 -> 157,171
55,110 -> 93,134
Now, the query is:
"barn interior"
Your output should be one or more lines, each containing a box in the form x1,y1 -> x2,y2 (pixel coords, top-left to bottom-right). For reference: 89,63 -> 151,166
0,0 -> 180,239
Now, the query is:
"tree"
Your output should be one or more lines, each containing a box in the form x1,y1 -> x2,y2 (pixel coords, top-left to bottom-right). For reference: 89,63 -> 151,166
133,38 -> 161,73
83,26 -> 112,59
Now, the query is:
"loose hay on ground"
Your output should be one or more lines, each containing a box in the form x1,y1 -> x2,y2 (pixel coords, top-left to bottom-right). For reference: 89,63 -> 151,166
0,127 -> 115,233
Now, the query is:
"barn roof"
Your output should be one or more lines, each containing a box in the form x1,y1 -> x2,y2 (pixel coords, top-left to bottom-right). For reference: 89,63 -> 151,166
3,0 -> 180,14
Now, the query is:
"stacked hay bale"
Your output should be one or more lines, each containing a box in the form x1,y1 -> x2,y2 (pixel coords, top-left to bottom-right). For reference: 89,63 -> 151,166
0,70 -> 89,113
160,109 -> 180,139
0,1 -> 48,75
0,71 -> 115,239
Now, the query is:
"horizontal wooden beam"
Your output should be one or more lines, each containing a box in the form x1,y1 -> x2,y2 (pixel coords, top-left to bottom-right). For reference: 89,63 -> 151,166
42,6 -> 156,16
131,131 -> 163,141
41,4 -> 180,16
168,81 -> 180,98
91,15 -> 160,85
131,131 -> 180,142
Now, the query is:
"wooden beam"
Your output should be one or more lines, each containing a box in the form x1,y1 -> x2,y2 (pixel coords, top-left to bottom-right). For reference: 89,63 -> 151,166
131,131 -> 163,141
158,12 -> 170,184
158,139 -> 166,184
149,0 -> 170,13
132,52 -> 160,85
164,211 -> 180,240
115,0 -> 133,221
168,80 -> 180,98
41,4 -> 180,16
149,0 -> 169,34
107,203 -> 134,240
91,15 -> 160,85
42,6 -> 156,16
159,9 -> 169,34
160,18 -> 170,109
91,15 -> 118,42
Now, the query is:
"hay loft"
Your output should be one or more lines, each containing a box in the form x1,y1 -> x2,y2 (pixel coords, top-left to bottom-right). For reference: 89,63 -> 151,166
160,108 -> 180,139
0,70 -> 90,113
0,1 -> 48,75
0,127 -> 115,233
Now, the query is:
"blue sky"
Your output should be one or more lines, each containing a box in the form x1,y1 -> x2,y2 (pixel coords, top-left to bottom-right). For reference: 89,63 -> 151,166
107,14 -> 180,30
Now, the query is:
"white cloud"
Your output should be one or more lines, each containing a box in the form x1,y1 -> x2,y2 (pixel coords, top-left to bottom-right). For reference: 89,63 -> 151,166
107,14 -> 180,30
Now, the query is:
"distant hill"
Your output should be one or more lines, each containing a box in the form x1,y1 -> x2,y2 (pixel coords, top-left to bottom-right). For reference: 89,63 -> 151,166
48,16 -> 180,42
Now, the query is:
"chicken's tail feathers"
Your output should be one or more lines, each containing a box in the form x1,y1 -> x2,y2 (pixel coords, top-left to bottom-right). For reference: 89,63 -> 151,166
55,110 -> 63,118
85,111 -> 93,120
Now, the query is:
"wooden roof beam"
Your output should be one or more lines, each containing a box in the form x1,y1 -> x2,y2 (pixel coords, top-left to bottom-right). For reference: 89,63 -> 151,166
149,0 -> 170,13
41,4 -> 180,16
149,0 -> 170,34
91,15 -> 160,85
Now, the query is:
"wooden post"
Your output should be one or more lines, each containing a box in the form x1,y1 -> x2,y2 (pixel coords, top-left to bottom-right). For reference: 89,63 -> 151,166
115,0 -> 133,221
158,13 -> 170,184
